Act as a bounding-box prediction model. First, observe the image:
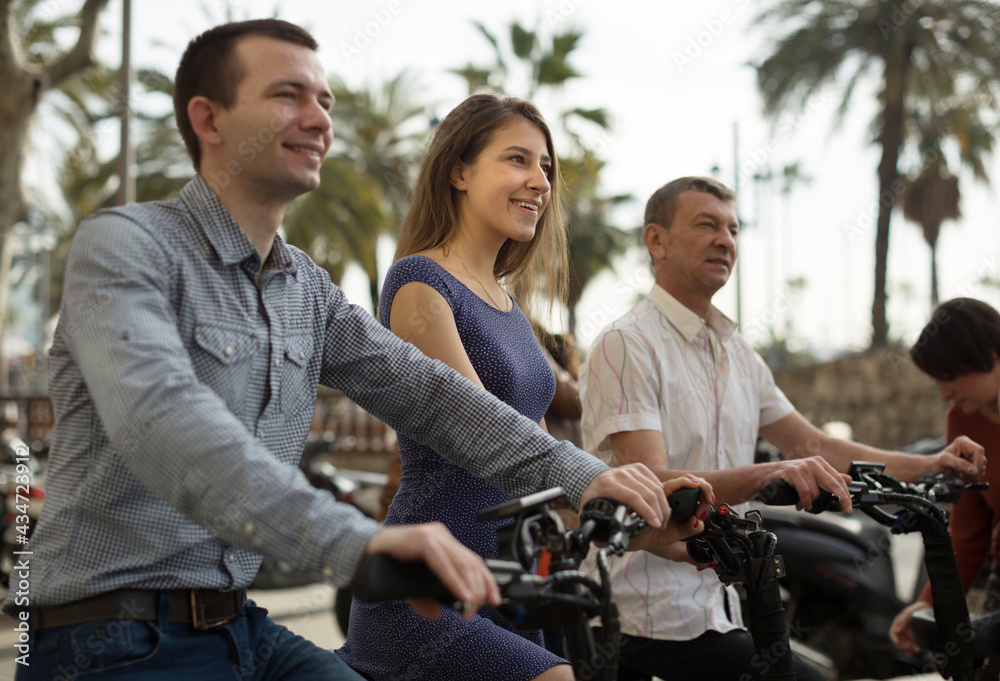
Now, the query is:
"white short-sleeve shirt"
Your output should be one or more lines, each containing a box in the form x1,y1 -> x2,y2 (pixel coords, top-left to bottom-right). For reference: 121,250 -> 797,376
580,284 -> 794,640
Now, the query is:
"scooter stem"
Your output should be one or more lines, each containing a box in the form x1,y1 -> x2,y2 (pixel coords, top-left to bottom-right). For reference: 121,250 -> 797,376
917,518 -> 976,681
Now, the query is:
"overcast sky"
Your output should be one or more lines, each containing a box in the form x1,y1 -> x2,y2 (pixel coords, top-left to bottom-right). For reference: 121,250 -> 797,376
76,0 -> 1000,356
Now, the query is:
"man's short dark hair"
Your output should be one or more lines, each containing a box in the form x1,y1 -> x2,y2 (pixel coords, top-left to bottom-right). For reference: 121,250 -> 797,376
911,298 -> 1000,381
644,176 -> 736,228
174,19 -> 319,171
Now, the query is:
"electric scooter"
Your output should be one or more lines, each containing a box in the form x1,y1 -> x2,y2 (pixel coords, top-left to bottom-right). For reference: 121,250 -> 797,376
754,494 -> 914,678
349,486 -> 702,681
749,435 -> 941,679
759,464 -> 989,681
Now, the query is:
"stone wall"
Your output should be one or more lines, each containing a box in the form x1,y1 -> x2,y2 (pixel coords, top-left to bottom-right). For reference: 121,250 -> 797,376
772,349 -> 947,449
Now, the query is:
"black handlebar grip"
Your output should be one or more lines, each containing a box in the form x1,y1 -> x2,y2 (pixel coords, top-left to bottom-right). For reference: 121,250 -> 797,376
668,487 -> 701,523
756,479 -> 838,513
349,553 -> 456,606
756,479 -> 801,506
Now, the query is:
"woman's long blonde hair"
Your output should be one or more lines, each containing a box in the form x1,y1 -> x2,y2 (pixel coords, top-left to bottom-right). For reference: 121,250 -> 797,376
393,93 -> 567,329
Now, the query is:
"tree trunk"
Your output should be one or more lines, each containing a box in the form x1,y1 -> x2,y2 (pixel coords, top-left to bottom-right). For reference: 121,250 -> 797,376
0,2 -> 46,380
930,245 -> 939,307
566,270 -> 584,337
0,0 -> 110,382
369,277 -> 379,319
871,33 -> 913,349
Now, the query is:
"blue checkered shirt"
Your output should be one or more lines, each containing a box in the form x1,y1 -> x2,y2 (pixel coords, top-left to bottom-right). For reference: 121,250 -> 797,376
4,176 -> 608,609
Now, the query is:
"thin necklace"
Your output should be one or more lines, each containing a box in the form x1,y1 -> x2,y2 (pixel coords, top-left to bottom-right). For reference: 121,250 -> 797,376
453,250 -> 509,311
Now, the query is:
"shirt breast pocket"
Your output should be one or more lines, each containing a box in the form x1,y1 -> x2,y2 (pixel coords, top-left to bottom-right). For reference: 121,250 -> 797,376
190,322 -> 257,417
280,331 -> 316,418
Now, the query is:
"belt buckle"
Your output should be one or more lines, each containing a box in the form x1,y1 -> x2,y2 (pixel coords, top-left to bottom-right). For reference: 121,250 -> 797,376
189,590 -> 238,630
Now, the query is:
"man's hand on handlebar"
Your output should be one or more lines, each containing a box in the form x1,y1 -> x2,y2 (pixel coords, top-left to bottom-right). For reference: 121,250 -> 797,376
762,456 -> 853,513
628,475 -> 714,552
362,523 -> 501,621
926,435 -> 986,482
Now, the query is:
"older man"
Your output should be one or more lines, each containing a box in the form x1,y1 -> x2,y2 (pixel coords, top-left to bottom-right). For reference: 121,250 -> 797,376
580,175 -> 985,681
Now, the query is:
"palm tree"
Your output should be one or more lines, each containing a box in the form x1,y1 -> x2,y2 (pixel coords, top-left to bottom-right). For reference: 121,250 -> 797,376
48,65 -> 191,314
901,159 -> 959,306
284,74 -> 429,311
899,93 -> 994,307
560,150 -> 631,334
754,0 -> 1000,348
453,20 -> 631,335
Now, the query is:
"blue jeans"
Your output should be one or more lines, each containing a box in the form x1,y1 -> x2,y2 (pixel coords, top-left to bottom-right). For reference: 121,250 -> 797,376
17,592 -> 364,680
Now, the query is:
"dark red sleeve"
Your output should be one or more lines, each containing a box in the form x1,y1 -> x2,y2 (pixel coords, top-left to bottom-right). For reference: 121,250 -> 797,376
919,408 -> 995,603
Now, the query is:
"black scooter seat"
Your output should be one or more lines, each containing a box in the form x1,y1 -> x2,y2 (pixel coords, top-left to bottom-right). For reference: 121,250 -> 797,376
911,608 -> 1000,659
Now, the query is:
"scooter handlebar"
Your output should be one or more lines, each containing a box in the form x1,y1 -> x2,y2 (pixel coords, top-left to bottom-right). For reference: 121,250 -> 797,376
668,487 -> 702,523
756,478 -> 840,512
349,553 -> 458,607
351,489 -> 703,607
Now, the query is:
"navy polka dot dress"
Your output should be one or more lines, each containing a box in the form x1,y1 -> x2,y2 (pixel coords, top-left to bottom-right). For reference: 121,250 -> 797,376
338,255 -> 563,680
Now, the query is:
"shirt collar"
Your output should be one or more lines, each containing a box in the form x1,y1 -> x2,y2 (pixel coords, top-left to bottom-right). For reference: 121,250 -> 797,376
646,284 -> 736,343
179,175 -> 296,273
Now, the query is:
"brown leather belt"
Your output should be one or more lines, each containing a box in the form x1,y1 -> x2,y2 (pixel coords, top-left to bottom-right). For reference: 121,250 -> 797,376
35,588 -> 247,631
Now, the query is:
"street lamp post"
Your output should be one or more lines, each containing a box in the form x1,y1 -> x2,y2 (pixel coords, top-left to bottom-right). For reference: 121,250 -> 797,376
117,0 -> 135,206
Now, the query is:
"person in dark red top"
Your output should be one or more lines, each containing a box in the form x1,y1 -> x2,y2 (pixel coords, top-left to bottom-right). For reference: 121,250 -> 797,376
891,297 -> 1000,655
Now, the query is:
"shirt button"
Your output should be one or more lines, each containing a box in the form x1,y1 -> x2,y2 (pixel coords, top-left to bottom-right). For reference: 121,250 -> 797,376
322,566 -> 334,579
299,351 -> 305,360
274,358 -> 281,367
227,553 -> 236,562
224,346 -> 233,357
244,521 -> 256,534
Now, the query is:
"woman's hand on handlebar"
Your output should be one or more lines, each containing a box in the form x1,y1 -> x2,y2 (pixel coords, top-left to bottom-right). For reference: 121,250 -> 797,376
363,523 -> 500,621
889,600 -> 932,656
628,475 -> 713,552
